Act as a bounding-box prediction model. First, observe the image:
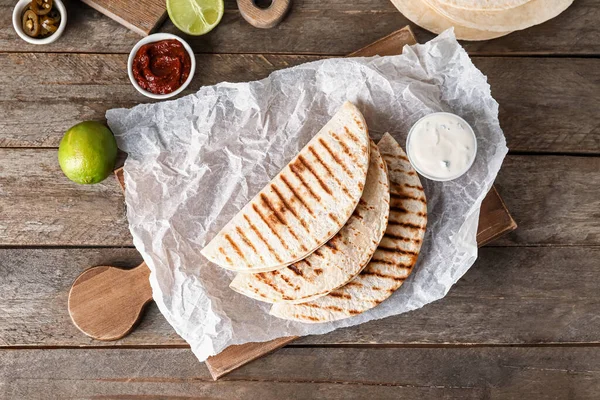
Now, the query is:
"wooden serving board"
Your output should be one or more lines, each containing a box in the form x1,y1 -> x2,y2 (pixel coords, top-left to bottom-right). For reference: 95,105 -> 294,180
79,0 -> 167,36
107,25 -> 516,380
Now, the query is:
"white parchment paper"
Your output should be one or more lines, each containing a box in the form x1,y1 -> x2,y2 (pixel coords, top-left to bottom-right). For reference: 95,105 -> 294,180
106,30 -> 507,362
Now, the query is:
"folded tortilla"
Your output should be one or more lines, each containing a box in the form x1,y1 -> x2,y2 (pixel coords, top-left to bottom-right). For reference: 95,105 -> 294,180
270,133 -> 427,322
425,0 -> 572,33
390,0 -> 512,41
230,140 -> 390,303
201,102 -> 370,273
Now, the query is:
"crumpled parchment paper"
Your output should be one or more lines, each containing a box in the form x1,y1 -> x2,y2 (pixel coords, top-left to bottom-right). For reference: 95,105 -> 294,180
106,30 -> 508,362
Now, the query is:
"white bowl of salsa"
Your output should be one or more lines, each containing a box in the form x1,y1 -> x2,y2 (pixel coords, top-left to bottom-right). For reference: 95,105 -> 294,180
128,33 -> 196,100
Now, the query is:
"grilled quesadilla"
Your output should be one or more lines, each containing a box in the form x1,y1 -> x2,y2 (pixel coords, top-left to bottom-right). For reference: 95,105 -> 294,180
201,102 -> 371,273
270,133 -> 427,322
230,140 -> 390,303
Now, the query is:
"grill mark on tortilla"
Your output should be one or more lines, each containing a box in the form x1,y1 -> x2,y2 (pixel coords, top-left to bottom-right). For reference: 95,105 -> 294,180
289,163 -> 321,203
328,213 -> 341,225
343,126 -> 361,147
300,315 -> 320,322
260,193 -> 307,252
348,309 -> 362,315
329,291 -> 352,299
298,154 -> 332,196
390,205 -> 410,214
390,192 -> 426,203
280,175 -> 315,218
252,204 -> 290,255
218,247 -> 233,265
330,131 -> 358,164
370,257 -> 399,266
384,232 -> 422,244
298,302 -> 344,313
243,214 -> 283,263
234,227 -> 264,264
303,258 -> 312,268
362,270 -> 406,282
353,116 -> 364,131
260,194 -> 287,225
403,183 -> 424,191
387,221 -> 426,231
278,273 -> 301,291
376,246 -> 419,256
248,284 -> 267,298
288,264 -> 305,277
223,234 -> 246,262
313,249 -> 324,258
255,273 -> 287,296
318,138 -> 354,180
345,281 -> 363,288
308,146 -> 353,199
314,268 -> 324,275
270,183 -> 311,233
381,151 -> 409,162
352,208 -> 363,220
324,240 -> 339,252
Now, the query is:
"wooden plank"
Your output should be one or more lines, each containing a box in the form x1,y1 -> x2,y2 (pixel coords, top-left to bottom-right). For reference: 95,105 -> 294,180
0,0 -> 598,55
2,346 -> 600,399
0,149 -> 131,246
2,246 -> 600,347
0,54 -> 599,153
0,151 -> 595,246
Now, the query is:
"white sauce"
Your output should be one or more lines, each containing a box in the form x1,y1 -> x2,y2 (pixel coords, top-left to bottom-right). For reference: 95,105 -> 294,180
407,113 -> 476,181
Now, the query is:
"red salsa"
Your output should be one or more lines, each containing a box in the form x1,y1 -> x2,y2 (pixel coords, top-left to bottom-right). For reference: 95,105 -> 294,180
132,39 -> 192,95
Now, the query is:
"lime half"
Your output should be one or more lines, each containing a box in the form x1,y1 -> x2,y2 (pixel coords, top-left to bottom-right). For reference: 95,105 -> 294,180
167,0 -> 225,35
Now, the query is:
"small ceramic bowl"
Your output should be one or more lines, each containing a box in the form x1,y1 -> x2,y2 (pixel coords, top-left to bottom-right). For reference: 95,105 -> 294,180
13,0 -> 67,45
406,112 -> 477,182
128,33 -> 196,100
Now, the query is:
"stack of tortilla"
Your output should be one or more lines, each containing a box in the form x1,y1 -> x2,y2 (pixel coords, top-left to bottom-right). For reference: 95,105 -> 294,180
390,0 -> 573,41
201,102 -> 427,323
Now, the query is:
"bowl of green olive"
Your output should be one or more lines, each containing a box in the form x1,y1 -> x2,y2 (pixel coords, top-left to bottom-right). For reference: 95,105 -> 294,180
13,0 -> 66,45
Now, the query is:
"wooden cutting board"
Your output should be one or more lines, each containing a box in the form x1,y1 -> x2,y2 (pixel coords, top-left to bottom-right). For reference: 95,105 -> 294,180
79,0 -> 167,36
72,25 -> 516,380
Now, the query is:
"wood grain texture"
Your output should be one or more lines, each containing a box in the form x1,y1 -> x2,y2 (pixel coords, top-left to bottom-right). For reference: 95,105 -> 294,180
80,0 -> 167,36
1,151 -> 595,246
68,262 -> 152,340
0,149 -> 131,246
2,246 -> 600,347
0,0 -> 598,55
0,54 -> 598,152
2,346 -> 600,399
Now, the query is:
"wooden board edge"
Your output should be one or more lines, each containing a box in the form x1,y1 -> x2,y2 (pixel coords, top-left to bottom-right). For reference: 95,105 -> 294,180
206,337 -> 298,380
79,0 -> 166,36
348,25 -> 417,57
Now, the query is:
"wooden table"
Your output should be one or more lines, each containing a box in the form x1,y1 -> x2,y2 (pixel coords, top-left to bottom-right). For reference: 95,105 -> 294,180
1,0 -> 599,398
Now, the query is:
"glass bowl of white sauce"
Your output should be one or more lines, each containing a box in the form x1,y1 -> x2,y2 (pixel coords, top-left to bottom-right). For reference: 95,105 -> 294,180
406,112 -> 477,182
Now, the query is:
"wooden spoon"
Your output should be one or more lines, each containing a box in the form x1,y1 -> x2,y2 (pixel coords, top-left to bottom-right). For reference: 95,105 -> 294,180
68,262 -> 152,341
237,0 -> 291,29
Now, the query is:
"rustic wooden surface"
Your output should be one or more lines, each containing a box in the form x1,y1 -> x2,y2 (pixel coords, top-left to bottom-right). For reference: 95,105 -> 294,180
1,0 -> 599,397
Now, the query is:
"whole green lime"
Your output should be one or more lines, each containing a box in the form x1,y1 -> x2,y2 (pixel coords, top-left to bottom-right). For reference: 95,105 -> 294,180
58,121 -> 118,184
